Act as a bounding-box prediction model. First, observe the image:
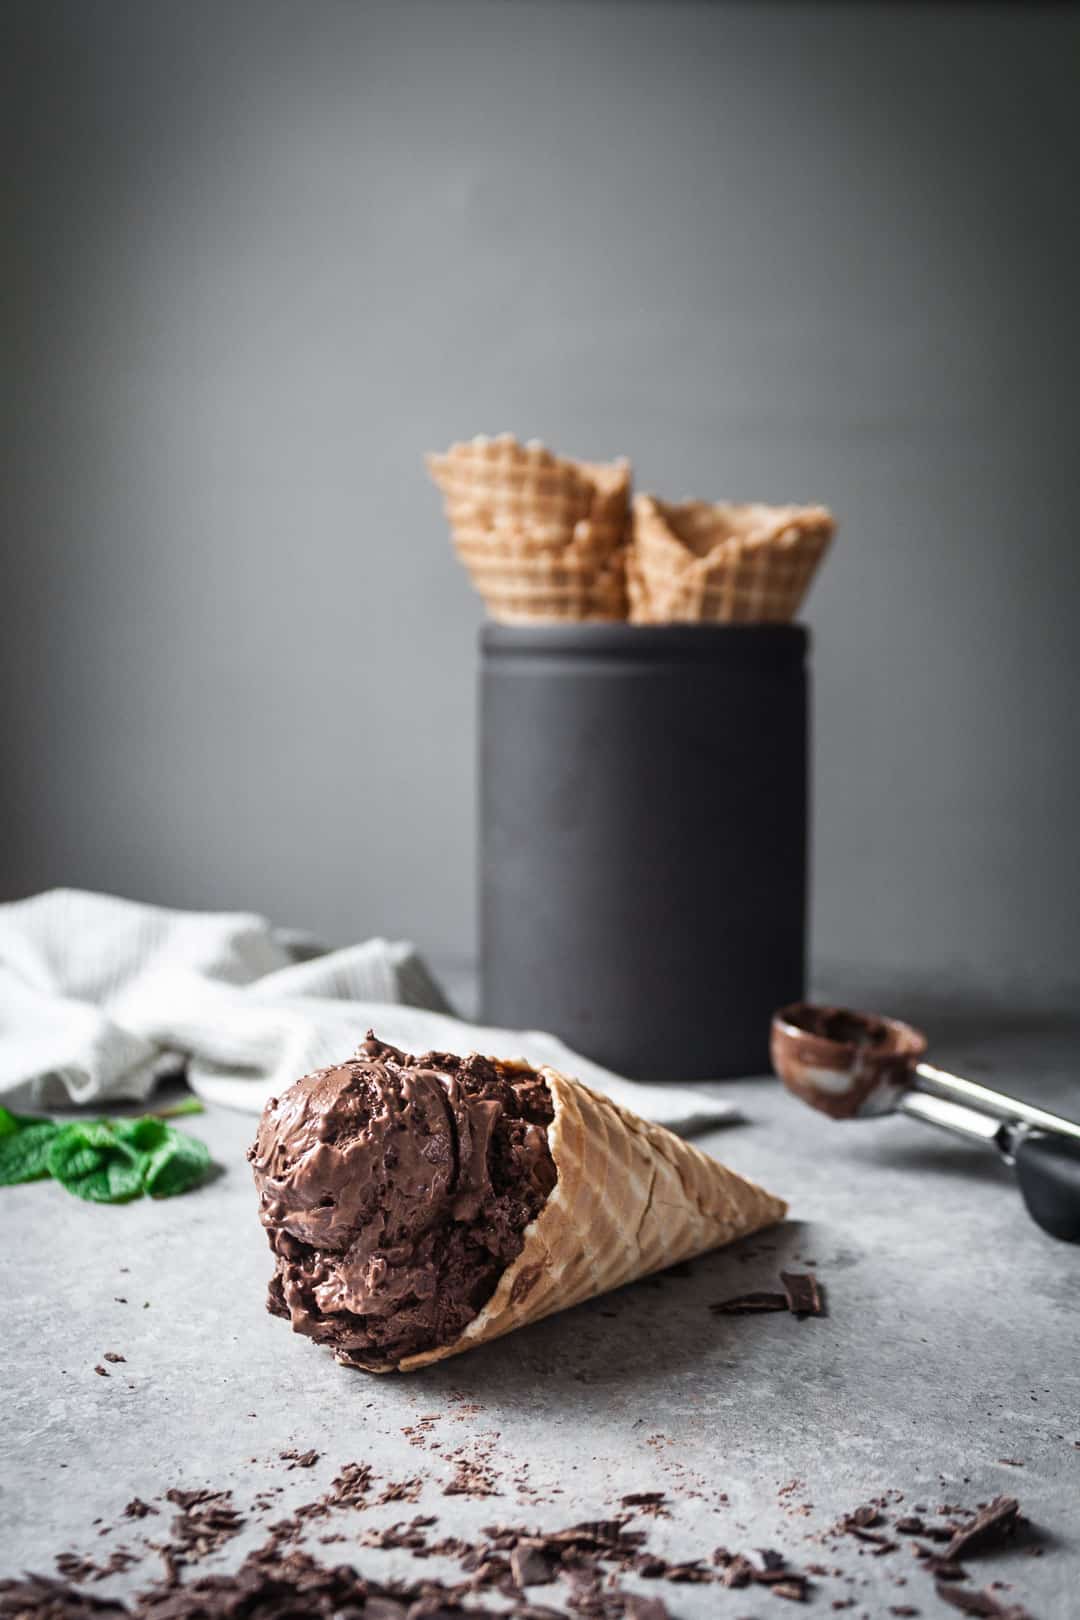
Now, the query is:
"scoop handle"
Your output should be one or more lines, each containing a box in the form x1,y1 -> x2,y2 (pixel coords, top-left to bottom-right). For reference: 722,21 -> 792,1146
914,1063 -> 1080,1145
898,1090 -> 1005,1146
1013,1132 -> 1080,1244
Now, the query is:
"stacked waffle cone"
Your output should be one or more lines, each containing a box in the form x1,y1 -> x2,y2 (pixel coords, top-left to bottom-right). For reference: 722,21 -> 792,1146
427,434 -> 835,625
425,434 -> 630,623
391,1064 -> 787,1372
627,496 -> 834,624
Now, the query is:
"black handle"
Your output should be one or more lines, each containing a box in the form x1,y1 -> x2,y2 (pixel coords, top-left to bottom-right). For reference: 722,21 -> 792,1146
1014,1131 -> 1080,1243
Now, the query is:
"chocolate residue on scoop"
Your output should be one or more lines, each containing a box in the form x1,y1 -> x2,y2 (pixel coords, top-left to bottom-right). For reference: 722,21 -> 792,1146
770,1002 -> 926,1120
247,1034 -> 557,1370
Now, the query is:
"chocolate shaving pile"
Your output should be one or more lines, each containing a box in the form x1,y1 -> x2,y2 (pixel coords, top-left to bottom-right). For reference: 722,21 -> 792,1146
3,1440 -> 1043,1620
161,1490 -> 245,1564
713,1547 -> 810,1600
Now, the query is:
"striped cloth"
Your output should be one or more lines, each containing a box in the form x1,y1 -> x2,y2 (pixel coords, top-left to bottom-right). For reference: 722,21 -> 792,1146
0,890 -> 735,1134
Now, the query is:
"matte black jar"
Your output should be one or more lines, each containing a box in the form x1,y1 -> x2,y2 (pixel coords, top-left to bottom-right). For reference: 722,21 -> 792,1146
479,623 -> 808,1080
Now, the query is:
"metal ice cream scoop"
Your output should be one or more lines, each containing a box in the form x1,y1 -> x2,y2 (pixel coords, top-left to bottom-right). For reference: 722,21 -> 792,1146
770,1002 -> 1080,1244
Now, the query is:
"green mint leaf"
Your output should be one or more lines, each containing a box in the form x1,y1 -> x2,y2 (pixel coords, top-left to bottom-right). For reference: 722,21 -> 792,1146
142,1125 -> 211,1198
152,1098 -> 205,1120
0,1119 -> 61,1184
47,1121 -> 146,1203
114,1116 -> 170,1153
0,1107 -> 20,1140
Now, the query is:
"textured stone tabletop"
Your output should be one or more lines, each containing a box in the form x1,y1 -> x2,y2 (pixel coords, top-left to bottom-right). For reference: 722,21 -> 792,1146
4,1005 -> 1078,1618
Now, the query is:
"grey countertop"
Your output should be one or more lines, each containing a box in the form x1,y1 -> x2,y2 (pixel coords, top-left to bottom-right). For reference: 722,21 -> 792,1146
5,1006 -> 1079,1618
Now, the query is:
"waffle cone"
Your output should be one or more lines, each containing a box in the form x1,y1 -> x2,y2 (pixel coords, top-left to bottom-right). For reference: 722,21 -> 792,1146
629,495 -> 834,624
426,434 -> 630,622
454,542 -> 627,623
390,1067 -> 786,1372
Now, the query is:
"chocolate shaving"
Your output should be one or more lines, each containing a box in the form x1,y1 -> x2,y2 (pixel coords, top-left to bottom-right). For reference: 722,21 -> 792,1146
710,1291 -> 788,1315
662,1562 -> 713,1583
936,1584 -> 1033,1619
848,1527 -> 895,1548
279,1449 -> 319,1470
915,1550 -> 968,1580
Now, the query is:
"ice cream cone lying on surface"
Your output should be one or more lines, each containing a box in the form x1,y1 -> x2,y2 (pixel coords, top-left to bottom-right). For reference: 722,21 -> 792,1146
249,1035 -> 786,1372
629,495 -> 835,624
426,433 -> 631,624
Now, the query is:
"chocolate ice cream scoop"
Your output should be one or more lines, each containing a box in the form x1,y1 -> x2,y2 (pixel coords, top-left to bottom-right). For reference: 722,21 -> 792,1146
772,1001 -> 1080,1243
248,1033 -> 557,1370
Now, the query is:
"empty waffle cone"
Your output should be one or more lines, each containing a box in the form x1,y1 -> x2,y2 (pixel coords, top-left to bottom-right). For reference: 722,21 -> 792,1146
392,1066 -> 787,1372
426,434 -> 631,622
629,495 -> 834,624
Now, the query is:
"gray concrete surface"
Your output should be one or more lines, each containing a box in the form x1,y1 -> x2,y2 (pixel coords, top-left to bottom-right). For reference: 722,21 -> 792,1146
4,1011 -> 1079,1617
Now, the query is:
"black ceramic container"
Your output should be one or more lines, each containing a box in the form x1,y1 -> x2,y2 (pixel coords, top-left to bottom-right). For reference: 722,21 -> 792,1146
479,623 -> 809,1080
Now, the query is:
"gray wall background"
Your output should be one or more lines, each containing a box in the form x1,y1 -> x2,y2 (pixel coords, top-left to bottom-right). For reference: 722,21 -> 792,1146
6,0 -> 1079,1001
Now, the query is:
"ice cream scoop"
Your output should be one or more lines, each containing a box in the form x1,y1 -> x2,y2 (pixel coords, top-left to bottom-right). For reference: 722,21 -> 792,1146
771,1002 -> 1080,1244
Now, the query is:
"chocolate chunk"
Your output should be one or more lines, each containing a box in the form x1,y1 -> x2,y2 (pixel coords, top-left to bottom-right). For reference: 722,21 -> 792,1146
622,1599 -> 672,1620
847,1505 -> 882,1529
102,1353 -> 125,1365
123,1499 -> 157,1519
944,1497 -> 1020,1562
0,1575 -> 127,1618
710,1291 -> 788,1314
510,1544 -> 554,1587
915,1551 -> 968,1581
93,1366 -> 109,1378
720,1553 -> 756,1586
771,1577 -> 810,1601
657,1562 -> 709,1583
780,1271 -> 826,1317
847,1526 -> 896,1549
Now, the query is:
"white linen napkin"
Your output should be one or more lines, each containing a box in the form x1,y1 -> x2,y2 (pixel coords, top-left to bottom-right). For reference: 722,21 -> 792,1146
0,890 -> 735,1134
